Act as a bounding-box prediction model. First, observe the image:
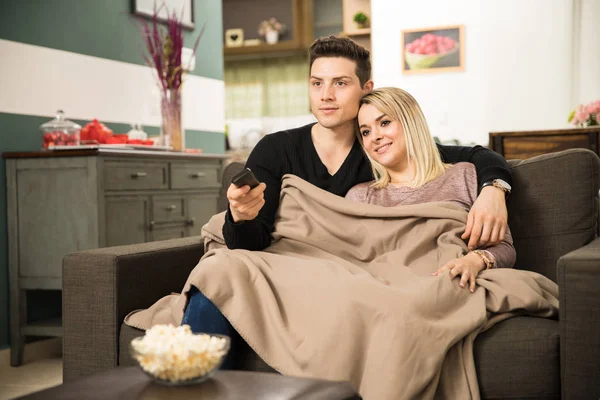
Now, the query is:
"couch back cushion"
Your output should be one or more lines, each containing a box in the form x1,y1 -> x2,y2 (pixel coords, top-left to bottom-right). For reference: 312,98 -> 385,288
507,149 -> 600,282
218,152 -> 600,283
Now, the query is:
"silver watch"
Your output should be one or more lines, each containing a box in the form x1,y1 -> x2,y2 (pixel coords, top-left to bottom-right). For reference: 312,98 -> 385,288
492,179 -> 512,194
481,179 -> 511,196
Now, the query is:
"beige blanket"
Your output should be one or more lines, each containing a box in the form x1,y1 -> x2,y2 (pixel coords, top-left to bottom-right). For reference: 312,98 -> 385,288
125,175 -> 559,400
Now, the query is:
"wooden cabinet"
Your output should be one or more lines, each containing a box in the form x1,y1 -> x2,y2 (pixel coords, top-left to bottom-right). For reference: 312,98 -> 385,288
342,0 -> 371,51
489,127 -> 600,159
105,195 -> 150,246
4,149 -> 226,366
223,0 -> 314,60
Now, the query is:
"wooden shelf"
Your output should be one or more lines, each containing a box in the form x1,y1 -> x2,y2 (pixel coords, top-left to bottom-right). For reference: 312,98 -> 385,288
222,0 -> 313,61
344,28 -> 371,36
224,41 -> 308,61
342,0 -> 371,51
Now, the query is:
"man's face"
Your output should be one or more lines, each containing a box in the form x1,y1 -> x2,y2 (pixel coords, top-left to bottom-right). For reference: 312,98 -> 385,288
309,57 -> 370,130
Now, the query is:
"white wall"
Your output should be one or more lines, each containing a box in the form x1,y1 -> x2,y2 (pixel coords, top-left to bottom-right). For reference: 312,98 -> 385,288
0,39 -> 225,134
371,0 -> 597,146
575,0 -> 600,104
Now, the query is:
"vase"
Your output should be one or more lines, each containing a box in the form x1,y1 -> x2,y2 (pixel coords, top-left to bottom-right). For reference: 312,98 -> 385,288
265,30 -> 279,45
160,88 -> 183,151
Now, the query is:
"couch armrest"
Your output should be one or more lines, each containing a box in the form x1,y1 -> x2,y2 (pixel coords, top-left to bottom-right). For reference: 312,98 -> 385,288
62,237 -> 204,382
558,236 -> 600,399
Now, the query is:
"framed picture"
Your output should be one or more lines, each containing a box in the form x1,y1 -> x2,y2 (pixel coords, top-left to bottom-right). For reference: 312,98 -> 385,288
225,29 -> 244,48
132,0 -> 195,30
401,25 -> 464,75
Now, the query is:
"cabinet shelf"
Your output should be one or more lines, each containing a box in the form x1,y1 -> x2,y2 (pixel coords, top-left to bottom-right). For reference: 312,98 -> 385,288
22,318 -> 62,337
224,41 -> 308,61
344,28 -> 371,36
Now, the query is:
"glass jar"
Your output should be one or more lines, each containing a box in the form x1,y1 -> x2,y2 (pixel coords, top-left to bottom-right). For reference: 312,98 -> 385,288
40,110 -> 81,149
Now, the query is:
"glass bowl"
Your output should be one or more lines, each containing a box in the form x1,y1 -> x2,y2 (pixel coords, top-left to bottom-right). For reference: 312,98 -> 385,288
40,110 -> 81,149
129,332 -> 230,386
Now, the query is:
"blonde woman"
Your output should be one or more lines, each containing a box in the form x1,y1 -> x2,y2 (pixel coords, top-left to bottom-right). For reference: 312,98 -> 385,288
346,87 -> 516,291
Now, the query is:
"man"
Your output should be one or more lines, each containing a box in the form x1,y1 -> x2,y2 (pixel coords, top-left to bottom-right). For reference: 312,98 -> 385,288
224,35 -> 511,252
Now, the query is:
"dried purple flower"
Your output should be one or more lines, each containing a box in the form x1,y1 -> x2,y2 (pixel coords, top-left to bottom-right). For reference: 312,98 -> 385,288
135,1 -> 205,92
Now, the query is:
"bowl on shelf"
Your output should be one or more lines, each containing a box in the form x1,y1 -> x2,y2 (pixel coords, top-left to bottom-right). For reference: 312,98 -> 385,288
129,324 -> 230,386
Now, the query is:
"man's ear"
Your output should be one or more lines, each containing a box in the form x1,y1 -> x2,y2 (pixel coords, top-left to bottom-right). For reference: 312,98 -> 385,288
363,80 -> 374,94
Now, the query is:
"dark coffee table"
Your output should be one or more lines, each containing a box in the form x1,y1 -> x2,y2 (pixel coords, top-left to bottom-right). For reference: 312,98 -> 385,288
17,366 -> 361,399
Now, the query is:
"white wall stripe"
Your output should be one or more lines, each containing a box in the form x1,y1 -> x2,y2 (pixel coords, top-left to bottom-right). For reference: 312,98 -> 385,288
0,39 -> 224,133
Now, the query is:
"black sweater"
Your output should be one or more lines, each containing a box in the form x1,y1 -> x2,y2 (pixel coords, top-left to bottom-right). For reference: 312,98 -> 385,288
223,123 -> 512,251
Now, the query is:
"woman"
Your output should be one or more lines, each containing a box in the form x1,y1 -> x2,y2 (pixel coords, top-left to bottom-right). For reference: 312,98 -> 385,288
346,87 -> 516,292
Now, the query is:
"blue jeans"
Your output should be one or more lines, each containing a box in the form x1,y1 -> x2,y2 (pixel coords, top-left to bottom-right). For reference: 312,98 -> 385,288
181,286 -> 238,369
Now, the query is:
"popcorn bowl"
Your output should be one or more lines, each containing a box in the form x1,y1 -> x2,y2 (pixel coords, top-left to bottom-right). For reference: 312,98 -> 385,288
129,325 -> 230,386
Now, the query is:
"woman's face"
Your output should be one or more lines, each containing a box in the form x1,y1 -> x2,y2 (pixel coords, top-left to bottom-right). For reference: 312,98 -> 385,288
358,103 -> 408,171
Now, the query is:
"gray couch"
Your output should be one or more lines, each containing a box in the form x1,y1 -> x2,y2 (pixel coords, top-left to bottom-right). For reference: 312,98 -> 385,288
63,149 -> 600,399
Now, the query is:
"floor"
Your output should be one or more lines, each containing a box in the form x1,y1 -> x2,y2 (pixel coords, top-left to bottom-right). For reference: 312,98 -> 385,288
0,339 -> 63,400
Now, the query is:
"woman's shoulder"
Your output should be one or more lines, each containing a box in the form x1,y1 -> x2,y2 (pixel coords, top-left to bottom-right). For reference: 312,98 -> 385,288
345,182 -> 373,202
442,162 -> 478,203
444,162 -> 477,183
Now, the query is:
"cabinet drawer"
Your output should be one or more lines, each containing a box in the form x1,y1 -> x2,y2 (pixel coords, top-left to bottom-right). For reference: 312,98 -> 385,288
104,162 -> 168,191
171,163 -> 219,189
503,134 -> 593,160
152,196 -> 185,223
151,226 -> 187,242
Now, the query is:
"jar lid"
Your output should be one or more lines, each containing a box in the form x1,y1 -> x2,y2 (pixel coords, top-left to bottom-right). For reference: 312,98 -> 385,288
40,110 -> 81,131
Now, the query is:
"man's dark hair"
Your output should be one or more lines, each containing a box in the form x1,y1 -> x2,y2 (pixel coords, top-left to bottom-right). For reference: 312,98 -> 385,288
309,35 -> 371,87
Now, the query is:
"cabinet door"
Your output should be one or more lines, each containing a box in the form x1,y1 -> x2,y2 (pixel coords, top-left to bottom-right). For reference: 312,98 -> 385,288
186,193 -> 219,237
151,226 -> 187,242
105,196 -> 150,246
15,159 -> 98,279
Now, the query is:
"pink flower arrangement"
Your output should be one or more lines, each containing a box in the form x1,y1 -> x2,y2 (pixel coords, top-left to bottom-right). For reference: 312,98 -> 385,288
568,99 -> 600,127
258,17 -> 287,36
136,2 -> 205,92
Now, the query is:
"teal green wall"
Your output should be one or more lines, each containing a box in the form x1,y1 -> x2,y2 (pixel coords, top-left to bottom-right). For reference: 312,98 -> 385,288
0,0 -> 223,81
0,0 -> 224,348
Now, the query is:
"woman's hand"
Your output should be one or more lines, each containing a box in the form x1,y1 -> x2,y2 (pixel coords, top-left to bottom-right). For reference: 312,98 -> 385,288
462,186 -> 508,250
432,253 -> 486,293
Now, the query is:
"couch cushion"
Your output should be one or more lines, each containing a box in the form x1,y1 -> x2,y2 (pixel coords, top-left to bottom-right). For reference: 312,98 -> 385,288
474,316 -> 560,399
507,149 -> 600,282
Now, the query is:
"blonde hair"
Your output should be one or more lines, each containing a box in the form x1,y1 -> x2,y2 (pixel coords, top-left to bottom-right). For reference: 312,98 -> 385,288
357,87 -> 450,189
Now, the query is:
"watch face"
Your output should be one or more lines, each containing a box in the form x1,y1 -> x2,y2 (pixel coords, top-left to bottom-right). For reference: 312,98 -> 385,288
493,179 -> 511,191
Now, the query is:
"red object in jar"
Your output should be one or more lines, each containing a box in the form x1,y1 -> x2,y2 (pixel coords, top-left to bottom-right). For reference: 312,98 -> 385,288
42,132 -> 79,148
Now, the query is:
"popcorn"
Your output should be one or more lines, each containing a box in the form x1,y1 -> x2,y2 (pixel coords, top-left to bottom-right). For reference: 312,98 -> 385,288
131,324 -> 229,383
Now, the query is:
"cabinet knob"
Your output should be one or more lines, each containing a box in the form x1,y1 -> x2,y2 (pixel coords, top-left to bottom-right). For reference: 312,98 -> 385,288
131,172 -> 147,178
166,205 -> 177,211
185,218 -> 195,227
148,221 -> 155,231
190,172 -> 206,178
